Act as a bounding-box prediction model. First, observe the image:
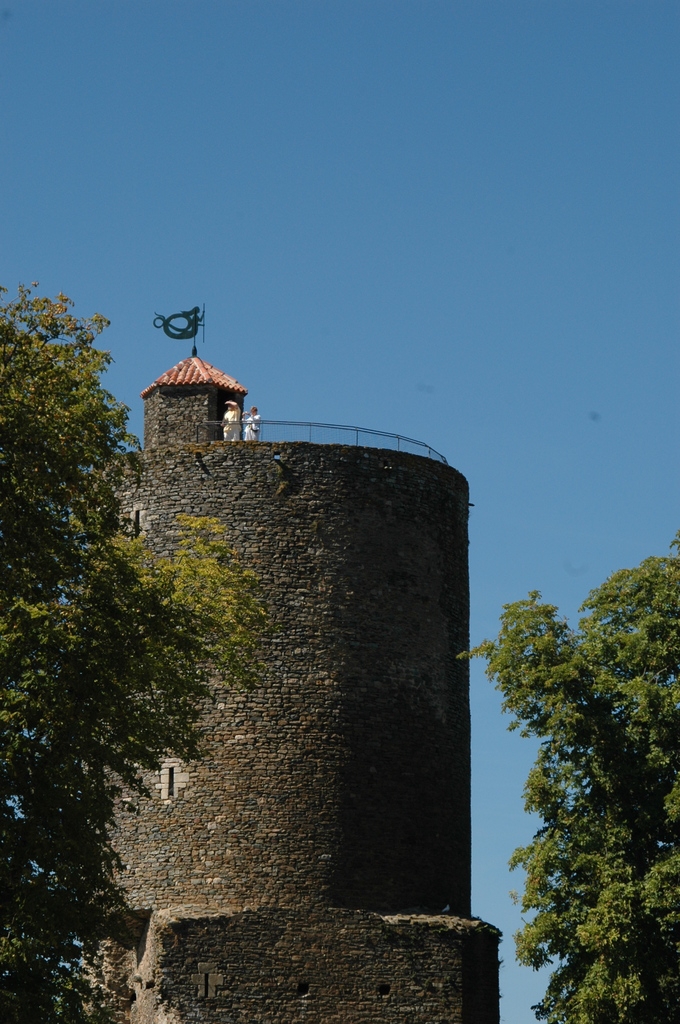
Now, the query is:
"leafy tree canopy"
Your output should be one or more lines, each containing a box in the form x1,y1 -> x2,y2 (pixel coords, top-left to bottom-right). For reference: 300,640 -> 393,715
0,286 -> 266,1023
471,544 -> 680,1024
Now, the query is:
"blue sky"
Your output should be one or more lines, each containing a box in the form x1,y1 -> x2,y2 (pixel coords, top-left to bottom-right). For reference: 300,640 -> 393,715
1,2 -> 678,1019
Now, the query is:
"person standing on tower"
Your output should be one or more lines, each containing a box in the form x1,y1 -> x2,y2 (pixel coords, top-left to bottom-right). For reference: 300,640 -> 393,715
222,401 -> 241,441
244,406 -> 261,441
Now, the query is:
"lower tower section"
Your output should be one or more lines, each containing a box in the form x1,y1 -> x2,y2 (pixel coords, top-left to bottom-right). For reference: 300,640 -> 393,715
101,907 -> 499,1024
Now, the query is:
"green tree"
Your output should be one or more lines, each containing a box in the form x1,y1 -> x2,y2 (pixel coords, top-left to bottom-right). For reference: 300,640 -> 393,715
471,547 -> 680,1023
0,286 -> 266,1023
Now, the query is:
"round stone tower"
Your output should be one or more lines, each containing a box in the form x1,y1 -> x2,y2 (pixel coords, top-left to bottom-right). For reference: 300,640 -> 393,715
103,356 -> 499,1024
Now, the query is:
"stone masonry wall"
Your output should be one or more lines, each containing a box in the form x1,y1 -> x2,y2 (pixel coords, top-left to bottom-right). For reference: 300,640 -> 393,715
115,441 -> 472,917
107,907 -> 499,1024
143,385 -> 245,448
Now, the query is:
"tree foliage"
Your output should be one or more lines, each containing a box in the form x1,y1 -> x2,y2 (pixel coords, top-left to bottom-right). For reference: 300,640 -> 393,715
471,546 -> 680,1023
0,286 -> 266,1023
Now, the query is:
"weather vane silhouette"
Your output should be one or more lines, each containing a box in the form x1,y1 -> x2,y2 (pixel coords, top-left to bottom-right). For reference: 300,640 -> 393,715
153,305 -> 205,356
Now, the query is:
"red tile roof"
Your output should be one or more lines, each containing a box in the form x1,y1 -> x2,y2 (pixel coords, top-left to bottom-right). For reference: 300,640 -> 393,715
141,356 -> 248,399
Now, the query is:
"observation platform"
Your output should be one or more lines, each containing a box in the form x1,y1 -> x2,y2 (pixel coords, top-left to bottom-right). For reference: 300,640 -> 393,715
139,355 -> 448,464
197,420 -> 448,464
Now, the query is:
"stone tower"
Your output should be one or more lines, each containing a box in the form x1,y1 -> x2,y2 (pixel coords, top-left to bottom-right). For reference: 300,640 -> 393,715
102,356 -> 500,1023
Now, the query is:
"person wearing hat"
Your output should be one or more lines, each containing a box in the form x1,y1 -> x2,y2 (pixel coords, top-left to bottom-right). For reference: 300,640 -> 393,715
222,401 -> 241,441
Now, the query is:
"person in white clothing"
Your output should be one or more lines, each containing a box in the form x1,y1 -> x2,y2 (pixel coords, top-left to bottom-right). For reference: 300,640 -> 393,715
244,406 -> 261,441
222,401 -> 241,441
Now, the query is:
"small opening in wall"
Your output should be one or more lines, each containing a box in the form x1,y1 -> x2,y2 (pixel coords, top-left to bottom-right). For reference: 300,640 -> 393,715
129,991 -> 136,1004
378,983 -> 391,997
167,766 -> 175,798
133,510 -> 140,537
297,981 -> 309,996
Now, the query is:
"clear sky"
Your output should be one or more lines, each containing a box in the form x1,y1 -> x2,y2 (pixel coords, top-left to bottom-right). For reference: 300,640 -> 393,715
1,2 -> 678,1019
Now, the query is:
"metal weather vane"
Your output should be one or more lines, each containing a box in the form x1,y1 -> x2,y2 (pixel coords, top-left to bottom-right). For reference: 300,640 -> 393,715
153,305 -> 205,356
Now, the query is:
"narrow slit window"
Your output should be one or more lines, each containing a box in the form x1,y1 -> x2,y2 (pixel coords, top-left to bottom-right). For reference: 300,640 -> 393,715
157,760 -> 188,800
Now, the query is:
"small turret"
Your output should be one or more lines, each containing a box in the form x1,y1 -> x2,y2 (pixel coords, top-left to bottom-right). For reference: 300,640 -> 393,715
141,356 -> 248,448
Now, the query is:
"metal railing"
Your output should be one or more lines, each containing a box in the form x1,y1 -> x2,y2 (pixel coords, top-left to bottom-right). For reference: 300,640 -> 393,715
197,420 -> 448,464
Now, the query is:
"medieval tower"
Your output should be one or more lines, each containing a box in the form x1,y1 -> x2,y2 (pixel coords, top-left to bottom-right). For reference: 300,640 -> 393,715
102,355 -> 500,1023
